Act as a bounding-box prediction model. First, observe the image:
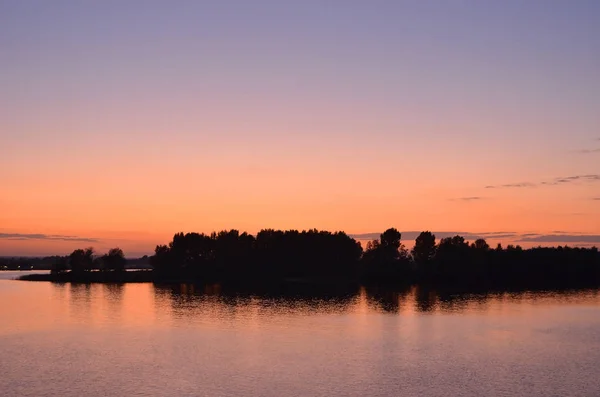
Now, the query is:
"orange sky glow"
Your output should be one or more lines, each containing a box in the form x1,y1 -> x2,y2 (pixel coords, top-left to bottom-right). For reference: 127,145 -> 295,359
1,2 -> 599,256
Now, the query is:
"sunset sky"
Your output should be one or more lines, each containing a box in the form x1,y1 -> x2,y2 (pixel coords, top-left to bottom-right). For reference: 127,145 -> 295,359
1,1 -> 599,256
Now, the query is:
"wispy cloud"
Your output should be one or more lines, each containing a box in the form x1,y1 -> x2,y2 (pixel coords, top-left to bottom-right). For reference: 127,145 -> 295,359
486,174 -> 600,189
485,182 -> 535,189
0,233 -> 99,243
577,148 -> 600,154
450,196 -> 485,201
593,197 -> 600,201
541,174 -> 600,185
516,234 -> 600,244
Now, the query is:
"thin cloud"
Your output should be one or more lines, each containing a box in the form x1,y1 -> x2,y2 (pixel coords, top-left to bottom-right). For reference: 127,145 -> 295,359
487,174 -> 600,189
593,197 -> 600,201
577,148 -> 600,154
475,233 -> 518,239
485,182 -> 535,189
542,174 -> 600,185
350,233 -> 387,240
450,197 -> 485,201
0,233 -> 99,243
516,234 -> 600,244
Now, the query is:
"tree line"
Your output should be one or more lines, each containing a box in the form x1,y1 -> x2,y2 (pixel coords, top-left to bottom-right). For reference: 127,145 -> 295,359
151,229 -> 363,283
1,251 -> 151,272
148,228 -> 600,288
362,229 -> 600,288
0,256 -> 65,271
42,228 -> 600,288
50,247 -> 128,274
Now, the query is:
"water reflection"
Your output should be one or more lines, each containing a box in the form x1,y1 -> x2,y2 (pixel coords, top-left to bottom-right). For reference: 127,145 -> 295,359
153,283 -> 361,325
103,283 -> 124,322
2,279 -> 600,397
152,283 -> 600,319
361,286 -> 412,313
69,283 -> 93,322
4,279 -> 599,333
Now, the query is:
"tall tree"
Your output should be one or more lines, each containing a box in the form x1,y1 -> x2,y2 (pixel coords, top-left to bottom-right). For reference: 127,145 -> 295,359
102,248 -> 126,272
69,247 -> 94,274
380,228 -> 402,251
473,239 -> 490,251
412,231 -> 436,265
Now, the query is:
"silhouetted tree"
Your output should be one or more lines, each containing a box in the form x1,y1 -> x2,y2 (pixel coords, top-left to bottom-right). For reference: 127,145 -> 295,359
151,229 -> 362,283
69,247 -> 94,274
102,248 -> 126,272
433,236 -> 471,281
150,244 -> 172,277
412,231 -> 436,266
361,228 -> 411,283
473,239 -> 490,251
145,227 -> 600,289
380,228 -> 401,250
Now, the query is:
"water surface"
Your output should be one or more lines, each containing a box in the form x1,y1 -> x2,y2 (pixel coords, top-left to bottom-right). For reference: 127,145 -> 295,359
1,273 -> 599,396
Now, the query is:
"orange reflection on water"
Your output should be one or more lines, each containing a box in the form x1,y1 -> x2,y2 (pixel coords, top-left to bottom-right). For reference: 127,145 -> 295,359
2,275 -> 600,338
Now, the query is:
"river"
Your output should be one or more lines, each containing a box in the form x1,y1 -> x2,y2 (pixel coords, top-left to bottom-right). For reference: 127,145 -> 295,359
1,271 -> 600,396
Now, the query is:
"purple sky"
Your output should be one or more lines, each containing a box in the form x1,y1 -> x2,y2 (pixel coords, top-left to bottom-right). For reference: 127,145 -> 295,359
1,1 -> 599,256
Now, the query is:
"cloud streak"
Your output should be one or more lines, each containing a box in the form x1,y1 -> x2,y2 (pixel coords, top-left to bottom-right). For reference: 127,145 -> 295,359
486,174 -> 600,189
577,148 -> 600,154
485,182 -> 535,189
0,233 -> 99,243
351,231 -> 600,245
542,174 -> 600,185
516,234 -> 600,244
450,197 -> 485,201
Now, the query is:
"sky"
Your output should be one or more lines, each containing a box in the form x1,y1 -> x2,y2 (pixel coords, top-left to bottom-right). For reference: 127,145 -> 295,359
1,1 -> 599,256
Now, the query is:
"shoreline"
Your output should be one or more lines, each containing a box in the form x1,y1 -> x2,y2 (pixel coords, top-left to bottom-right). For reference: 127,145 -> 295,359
18,271 -> 600,295
19,271 -> 154,283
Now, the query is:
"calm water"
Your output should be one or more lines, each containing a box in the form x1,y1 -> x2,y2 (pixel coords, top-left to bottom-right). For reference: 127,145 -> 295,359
1,272 -> 600,396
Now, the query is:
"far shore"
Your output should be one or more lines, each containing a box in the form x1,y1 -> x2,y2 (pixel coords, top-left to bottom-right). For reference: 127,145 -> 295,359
19,270 -> 153,283
17,270 -> 600,297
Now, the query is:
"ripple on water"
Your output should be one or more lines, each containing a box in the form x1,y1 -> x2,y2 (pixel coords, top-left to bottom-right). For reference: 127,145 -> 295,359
1,280 -> 599,396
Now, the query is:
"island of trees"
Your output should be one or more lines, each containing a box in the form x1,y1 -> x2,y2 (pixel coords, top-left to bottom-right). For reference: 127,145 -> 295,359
16,248 -> 153,282
19,228 -> 600,290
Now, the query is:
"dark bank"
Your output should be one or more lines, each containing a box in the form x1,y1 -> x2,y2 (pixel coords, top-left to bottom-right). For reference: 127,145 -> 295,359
17,228 -> 600,291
